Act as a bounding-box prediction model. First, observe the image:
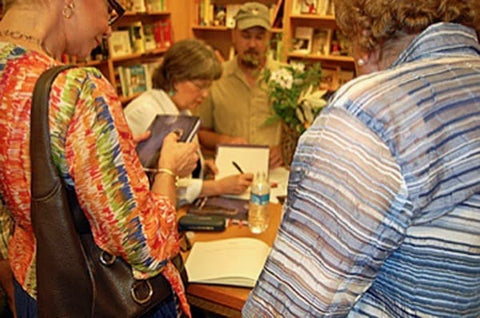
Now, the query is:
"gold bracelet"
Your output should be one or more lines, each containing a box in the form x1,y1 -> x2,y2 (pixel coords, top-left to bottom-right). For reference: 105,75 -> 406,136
154,168 -> 177,180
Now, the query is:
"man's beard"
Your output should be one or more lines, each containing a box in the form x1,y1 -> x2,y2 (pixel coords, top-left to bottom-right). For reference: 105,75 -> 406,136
240,51 -> 262,69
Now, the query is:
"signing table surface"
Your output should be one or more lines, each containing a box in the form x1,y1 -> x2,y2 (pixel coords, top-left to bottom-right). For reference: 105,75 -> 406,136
180,203 -> 283,317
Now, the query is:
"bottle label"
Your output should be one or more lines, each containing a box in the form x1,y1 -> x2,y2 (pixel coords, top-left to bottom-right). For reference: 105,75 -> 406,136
251,193 -> 270,205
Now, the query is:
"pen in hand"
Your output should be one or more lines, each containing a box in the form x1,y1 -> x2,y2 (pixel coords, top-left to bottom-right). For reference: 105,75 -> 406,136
232,161 -> 244,174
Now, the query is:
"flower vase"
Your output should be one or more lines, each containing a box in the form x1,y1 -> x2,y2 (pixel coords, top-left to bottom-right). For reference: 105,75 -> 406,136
280,122 -> 301,167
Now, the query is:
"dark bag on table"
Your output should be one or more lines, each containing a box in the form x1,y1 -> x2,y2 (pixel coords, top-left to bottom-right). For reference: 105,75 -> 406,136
30,65 -> 187,317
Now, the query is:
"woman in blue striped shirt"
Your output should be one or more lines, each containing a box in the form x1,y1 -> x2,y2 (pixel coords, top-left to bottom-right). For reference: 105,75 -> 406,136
244,0 -> 480,316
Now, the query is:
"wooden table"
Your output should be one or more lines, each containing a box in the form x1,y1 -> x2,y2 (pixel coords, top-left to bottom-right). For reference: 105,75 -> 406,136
180,203 -> 283,317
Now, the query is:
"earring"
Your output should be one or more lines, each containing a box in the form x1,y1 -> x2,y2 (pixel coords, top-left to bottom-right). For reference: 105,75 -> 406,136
63,1 -> 75,19
357,58 -> 365,66
168,90 -> 175,97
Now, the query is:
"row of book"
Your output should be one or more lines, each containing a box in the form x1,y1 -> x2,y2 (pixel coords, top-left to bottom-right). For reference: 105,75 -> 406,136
292,0 -> 334,15
118,0 -> 166,13
109,19 -> 173,58
292,27 -> 350,57
116,61 -> 161,97
195,0 -> 283,28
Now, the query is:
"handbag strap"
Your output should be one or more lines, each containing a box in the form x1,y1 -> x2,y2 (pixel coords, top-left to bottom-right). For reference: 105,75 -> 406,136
29,65 -> 98,316
30,65 -> 91,233
30,65 -> 76,195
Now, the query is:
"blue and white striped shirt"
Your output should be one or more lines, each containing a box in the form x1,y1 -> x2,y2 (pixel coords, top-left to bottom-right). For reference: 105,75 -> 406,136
243,23 -> 480,317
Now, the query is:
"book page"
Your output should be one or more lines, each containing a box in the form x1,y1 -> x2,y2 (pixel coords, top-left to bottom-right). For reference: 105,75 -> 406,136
185,237 -> 271,287
215,144 -> 269,179
215,144 -> 269,200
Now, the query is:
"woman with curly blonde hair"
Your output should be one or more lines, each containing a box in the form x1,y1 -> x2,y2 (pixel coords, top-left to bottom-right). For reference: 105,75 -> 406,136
244,0 -> 480,316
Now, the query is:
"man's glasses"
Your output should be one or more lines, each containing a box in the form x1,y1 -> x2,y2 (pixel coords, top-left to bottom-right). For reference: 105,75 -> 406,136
106,0 -> 125,25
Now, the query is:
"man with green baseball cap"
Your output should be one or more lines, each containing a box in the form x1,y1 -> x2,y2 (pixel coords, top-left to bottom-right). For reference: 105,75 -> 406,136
194,2 -> 285,169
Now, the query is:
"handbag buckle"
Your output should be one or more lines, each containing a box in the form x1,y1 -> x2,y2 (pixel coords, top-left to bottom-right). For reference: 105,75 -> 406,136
99,251 -> 116,266
131,280 -> 153,304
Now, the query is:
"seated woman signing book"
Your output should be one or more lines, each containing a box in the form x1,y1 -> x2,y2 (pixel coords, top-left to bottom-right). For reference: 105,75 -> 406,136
125,39 -> 253,205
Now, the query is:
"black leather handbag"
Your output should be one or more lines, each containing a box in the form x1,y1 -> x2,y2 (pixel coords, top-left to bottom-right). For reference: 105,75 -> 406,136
30,65 -> 187,317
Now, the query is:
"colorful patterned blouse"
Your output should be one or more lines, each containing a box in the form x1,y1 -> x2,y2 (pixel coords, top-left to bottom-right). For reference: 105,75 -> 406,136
244,23 -> 480,317
0,43 -> 190,316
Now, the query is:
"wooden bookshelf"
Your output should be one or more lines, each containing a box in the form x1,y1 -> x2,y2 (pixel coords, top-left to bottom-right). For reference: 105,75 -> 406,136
186,0 -> 355,78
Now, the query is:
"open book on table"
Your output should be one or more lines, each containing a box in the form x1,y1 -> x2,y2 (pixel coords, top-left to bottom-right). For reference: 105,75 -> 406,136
136,114 -> 200,169
215,144 -> 270,200
185,237 -> 270,288
214,145 -> 289,203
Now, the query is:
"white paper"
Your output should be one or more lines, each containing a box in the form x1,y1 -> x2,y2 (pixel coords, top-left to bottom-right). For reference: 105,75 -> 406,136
185,237 -> 271,287
215,144 -> 269,200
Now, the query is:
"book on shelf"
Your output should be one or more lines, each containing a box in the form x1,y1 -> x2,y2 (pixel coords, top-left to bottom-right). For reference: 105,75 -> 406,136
153,18 -> 173,49
326,0 -> 334,15
136,115 -> 201,169
114,23 -> 145,55
291,0 -> 301,14
185,237 -> 271,287
311,28 -> 332,55
145,0 -> 165,12
128,64 -> 148,95
116,61 -> 160,97
109,30 -> 133,58
143,23 -> 158,51
116,66 -> 129,97
131,0 -> 146,12
292,26 -> 314,54
128,22 -> 146,54
225,4 -> 242,28
198,0 -> 214,26
160,19 -> 173,48
316,0 -> 330,15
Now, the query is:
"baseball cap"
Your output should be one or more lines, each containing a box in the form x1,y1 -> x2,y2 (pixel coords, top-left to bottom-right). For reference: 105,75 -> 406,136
234,2 -> 271,31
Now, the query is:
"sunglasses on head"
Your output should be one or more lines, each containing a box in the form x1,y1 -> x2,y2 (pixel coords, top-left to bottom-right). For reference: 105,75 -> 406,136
106,0 -> 125,25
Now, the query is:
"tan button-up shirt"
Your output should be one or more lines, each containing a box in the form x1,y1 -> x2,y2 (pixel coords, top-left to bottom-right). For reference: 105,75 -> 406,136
194,56 -> 282,146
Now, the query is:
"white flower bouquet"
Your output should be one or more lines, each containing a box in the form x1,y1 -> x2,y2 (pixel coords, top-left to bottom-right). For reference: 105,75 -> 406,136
264,62 -> 327,134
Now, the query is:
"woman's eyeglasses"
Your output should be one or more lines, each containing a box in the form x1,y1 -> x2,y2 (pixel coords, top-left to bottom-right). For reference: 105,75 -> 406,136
106,0 -> 125,25
189,80 -> 213,91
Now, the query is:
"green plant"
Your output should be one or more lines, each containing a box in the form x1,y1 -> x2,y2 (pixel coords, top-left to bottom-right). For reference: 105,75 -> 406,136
264,62 -> 327,133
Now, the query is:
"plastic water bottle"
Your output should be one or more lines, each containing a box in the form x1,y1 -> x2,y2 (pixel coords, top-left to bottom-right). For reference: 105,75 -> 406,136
248,172 -> 270,234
